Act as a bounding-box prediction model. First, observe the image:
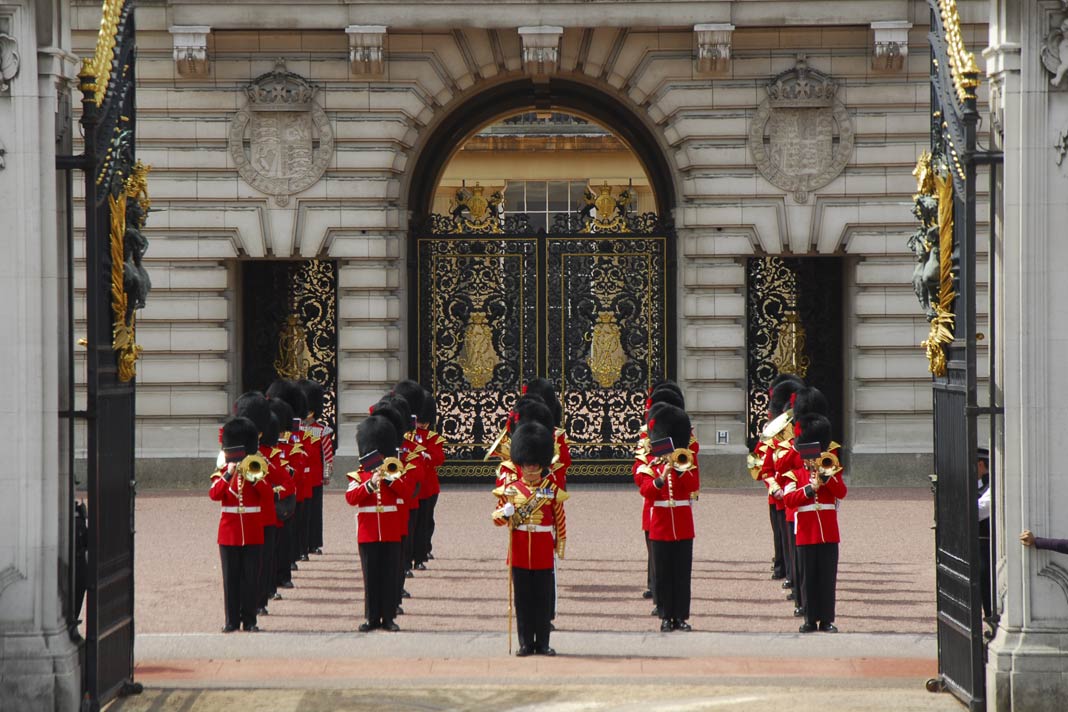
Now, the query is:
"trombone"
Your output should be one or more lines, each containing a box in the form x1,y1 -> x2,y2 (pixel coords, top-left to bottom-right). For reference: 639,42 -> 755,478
237,453 -> 270,483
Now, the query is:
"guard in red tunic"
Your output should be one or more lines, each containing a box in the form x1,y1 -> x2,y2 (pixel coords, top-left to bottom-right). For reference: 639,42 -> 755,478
234,392 -> 296,616
210,416 -> 273,633
637,405 -> 698,632
493,423 -> 568,656
298,379 -> 331,556
414,389 -> 445,567
268,398 -> 300,589
267,380 -> 313,562
523,378 -> 570,489
346,414 -> 414,632
783,413 -> 847,633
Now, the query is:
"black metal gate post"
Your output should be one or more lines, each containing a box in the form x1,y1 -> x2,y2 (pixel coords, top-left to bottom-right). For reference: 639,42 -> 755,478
924,2 -> 1004,708
63,2 -> 148,709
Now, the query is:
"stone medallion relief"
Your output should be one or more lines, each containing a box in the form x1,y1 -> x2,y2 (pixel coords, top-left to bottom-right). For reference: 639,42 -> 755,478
229,61 -> 334,206
748,57 -> 854,203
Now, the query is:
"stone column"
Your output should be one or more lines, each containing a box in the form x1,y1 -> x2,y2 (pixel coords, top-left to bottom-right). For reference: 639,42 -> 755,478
0,1 -> 80,708
985,1 -> 1068,709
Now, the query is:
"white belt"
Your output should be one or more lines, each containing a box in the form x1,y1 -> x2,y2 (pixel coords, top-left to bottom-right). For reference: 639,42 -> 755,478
357,505 -> 398,513
516,524 -> 553,533
653,500 -> 690,508
796,503 -> 831,513
221,506 -> 261,514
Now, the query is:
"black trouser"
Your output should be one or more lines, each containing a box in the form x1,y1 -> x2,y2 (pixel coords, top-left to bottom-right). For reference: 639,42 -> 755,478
359,541 -> 402,626
644,530 -> 657,604
424,493 -> 438,557
770,503 -> 785,577
220,543 -> 261,629
651,538 -> 693,622
277,518 -> 294,584
413,494 -> 437,565
790,525 -> 804,609
295,500 -> 309,559
800,542 -> 839,627
397,533 -> 409,609
777,508 -> 792,582
405,505 -> 419,570
310,485 -> 324,551
513,567 -> 554,651
259,526 -> 277,608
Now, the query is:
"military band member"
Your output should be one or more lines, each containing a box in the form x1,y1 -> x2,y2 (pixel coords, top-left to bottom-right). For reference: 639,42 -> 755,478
754,374 -> 804,581
346,414 -> 414,632
637,405 -> 698,632
211,416 -> 273,632
414,389 -> 445,566
267,380 -> 313,562
492,423 -> 568,656
765,378 -> 804,613
523,378 -> 570,489
268,397 -> 300,590
392,381 -> 432,572
783,413 -> 847,633
298,378 -> 331,556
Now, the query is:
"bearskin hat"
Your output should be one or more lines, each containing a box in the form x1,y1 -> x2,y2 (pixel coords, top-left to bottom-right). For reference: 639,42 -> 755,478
646,401 -> 675,426
514,396 -> 555,434
267,380 -> 309,422
234,391 -> 271,435
649,387 -> 685,410
795,413 -> 832,452
523,378 -> 561,427
391,380 -> 425,419
357,414 -> 399,460
369,401 -> 406,448
297,379 -> 326,419
648,404 -> 691,451
509,422 -> 555,470
769,379 -> 804,417
267,398 -> 296,438
770,373 -> 805,391
793,386 -> 829,419
221,416 -> 259,458
418,388 -> 437,427
651,380 -> 685,402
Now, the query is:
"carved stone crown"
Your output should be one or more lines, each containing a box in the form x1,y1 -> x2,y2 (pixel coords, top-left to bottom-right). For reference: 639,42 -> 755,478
766,59 -> 838,108
245,62 -> 316,108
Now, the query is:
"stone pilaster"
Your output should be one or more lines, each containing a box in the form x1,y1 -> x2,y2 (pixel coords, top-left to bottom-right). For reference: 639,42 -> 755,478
0,2 -> 80,709
985,1 -> 1068,709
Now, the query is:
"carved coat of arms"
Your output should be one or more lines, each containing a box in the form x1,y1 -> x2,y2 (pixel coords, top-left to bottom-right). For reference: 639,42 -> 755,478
748,58 -> 854,202
229,62 -> 334,206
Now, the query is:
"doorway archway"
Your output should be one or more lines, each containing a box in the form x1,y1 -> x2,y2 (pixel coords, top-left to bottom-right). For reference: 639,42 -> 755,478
405,78 -> 679,482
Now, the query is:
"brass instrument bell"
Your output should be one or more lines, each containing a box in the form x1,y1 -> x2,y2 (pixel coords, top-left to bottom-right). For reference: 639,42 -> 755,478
817,451 -> 840,472
381,456 -> 404,479
667,447 -> 695,471
238,453 -> 270,483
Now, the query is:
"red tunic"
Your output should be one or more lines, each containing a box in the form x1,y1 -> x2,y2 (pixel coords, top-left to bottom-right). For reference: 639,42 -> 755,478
399,436 -> 425,518
258,445 -> 296,528
209,469 -> 272,546
782,465 -> 847,545
493,475 -> 567,570
344,467 -> 416,543
302,421 -> 327,488
637,459 -> 699,541
414,428 -> 446,499
292,431 -> 315,500
553,429 -> 571,490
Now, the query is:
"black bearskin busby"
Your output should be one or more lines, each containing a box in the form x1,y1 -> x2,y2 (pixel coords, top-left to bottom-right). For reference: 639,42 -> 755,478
509,422 -> 555,470
234,391 -> 271,435
369,401 -> 407,449
769,378 -> 804,417
357,414 -> 400,461
267,398 -> 296,438
651,380 -> 685,405
297,379 -> 326,420
523,378 -> 562,428
267,380 -> 309,423
795,413 -> 832,453
513,396 -> 555,434
648,404 -> 691,452
221,416 -> 259,460
418,388 -> 437,428
649,387 -> 685,411
793,386 -> 829,419
391,380 -> 425,421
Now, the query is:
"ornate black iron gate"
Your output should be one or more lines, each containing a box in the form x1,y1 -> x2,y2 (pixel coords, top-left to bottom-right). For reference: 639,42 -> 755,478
56,1 -> 147,709
745,257 -> 844,446
242,259 -> 339,437
412,186 -> 672,480
922,2 -> 1002,708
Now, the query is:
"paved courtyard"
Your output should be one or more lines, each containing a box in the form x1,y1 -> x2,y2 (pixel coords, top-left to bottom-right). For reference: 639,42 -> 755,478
135,485 -> 936,636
